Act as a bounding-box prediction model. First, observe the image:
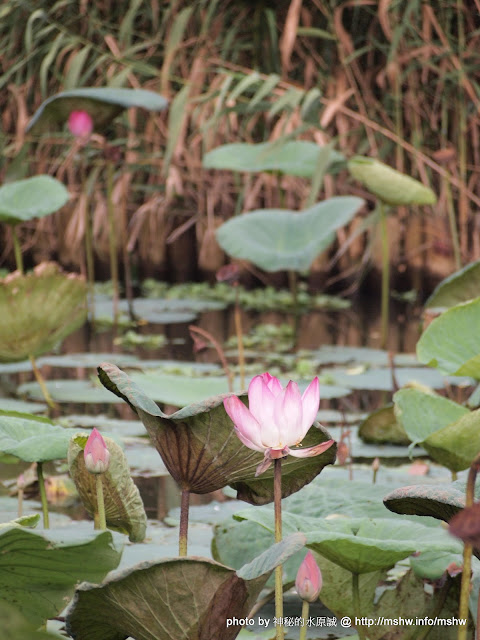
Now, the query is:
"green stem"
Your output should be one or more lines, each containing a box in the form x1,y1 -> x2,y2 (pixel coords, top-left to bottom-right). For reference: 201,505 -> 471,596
234,287 -> 245,390
11,226 -> 24,274
445,174 -> 461,270
84,186 -> 95,320
274,458 -> 284,640
379,201 -> 389,350
299,600 -> 309,640
352,573 -> 366,640
95,474 -> 106,530
106,161 -> 119,324
29,355 -> 57,411
457,454 -> 480,640
36,462 -> 49,529
179,489 -> 190,556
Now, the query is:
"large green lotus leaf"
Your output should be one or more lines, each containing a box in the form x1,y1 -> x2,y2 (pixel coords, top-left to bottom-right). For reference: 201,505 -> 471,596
0,410 -> 79,462
393,388 -> 469,447
235,509 -> 458,574
383,478 -> 480,522
420,408 -> 480,472
203,140 -> 344,177
68,433 -> 147,542
0,262 -> 87,362
0,601 -> 61,640
358,404 -> 410,445
215,197 -> 364,273
417,297 -> 480,378
426,259 -> 480,309
66,534 -> 305,640
0,176 -> 69,225
0,524 -> 123,627
348,156 -> 436,206
27,88 -> 168,134
97,363 -> 336,504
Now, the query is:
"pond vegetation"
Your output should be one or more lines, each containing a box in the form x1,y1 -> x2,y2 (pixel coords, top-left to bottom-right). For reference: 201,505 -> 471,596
1,2 -> 480,639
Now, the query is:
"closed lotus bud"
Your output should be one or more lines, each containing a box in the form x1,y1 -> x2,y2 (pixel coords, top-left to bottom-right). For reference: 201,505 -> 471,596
295,551 -> 322,603
68,110 -> 93,138
84,428 -> 110,474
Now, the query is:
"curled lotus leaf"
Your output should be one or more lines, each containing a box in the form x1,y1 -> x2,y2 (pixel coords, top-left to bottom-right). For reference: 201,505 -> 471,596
68,433 -> 147,542
97,363 -> 336,505
348,156 -> 436,206
66,533 -> 306,640
0,262 -> 87,362
27,87 -> 168,134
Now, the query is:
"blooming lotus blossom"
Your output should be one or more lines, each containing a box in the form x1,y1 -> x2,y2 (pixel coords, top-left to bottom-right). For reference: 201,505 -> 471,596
84,428 -> 110,474
223,373 -> 334,475
68,110 -> 93,138
296,551 -> 322,602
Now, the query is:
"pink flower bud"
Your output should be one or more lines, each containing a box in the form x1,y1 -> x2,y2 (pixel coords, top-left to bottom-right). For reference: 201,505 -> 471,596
84,428 -> 110,474
68,110 -> 93,138
295,551 -> 322,603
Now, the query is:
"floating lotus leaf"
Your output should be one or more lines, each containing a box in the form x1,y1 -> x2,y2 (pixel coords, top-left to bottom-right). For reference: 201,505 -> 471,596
0,410 -> 79,462
27,87 -> 168,134
97,363 -> 336,505
425,259 -> 480,309
68,433 -> 147,542
0,176 -> 69,225
348,156 -> 436,206
203,140 -> 344,177
0,525 -> 123,627
66,533 -> 305,640
417,297 -> 480,378
216,197 -> 364,273
0,262 -> 87,362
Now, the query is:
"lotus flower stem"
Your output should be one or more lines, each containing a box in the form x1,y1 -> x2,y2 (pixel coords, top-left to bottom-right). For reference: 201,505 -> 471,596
299,600 -> 309,640
234,286 -> 245,389
11,226 -> 23,274
36,462 -> 50,529
106,161 -> 119,324
95,474 -> 106,530
352,573 -> 366,640
379,200 -> 389,349
457,453 -> 480,640
29,355 -> 57,410
179,489 -> 190,556
274,458 -> 284,640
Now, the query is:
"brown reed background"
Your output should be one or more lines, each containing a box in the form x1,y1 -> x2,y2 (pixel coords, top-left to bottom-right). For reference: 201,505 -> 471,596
1,0 -> 479,291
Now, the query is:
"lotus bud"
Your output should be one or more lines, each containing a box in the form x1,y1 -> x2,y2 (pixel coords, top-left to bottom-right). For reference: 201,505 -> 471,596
84,428 -> 110,474
295,551 -> 322,603
68,110 -> 93,138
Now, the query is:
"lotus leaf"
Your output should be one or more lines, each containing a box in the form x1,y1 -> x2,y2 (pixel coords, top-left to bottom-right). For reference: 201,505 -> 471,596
66,534 -> 306,640
27,87 -> 168,134
0,601 -> 60,640
216,197 -> 364,272
0,411 -> 79,462
348,156 -> 436,206
97,363 -> 336,504
0,176 -> 69,225
68,433 -> 147,542
203,140 -> 344,177
425,259 -> 480,309
358,405 -> 410,445
417,297 -> 480,377
0,525 -> 123,627
0,262 -> 87,362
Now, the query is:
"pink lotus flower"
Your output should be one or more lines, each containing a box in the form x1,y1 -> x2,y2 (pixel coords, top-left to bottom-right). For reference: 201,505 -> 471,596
223,373 -> 334,475
296,551 -> 322,602
84,428 -> 110,474
68,110 -> 93,138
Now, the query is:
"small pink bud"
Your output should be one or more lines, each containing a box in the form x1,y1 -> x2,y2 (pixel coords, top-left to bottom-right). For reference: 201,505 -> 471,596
68,110 -> 93,138
84,428 -> 110,474
372,457 -> 380,472
295,551 -> 322,603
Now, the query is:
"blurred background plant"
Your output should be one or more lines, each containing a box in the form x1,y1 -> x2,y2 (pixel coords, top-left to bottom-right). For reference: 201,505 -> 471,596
1,0 -> 479,294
